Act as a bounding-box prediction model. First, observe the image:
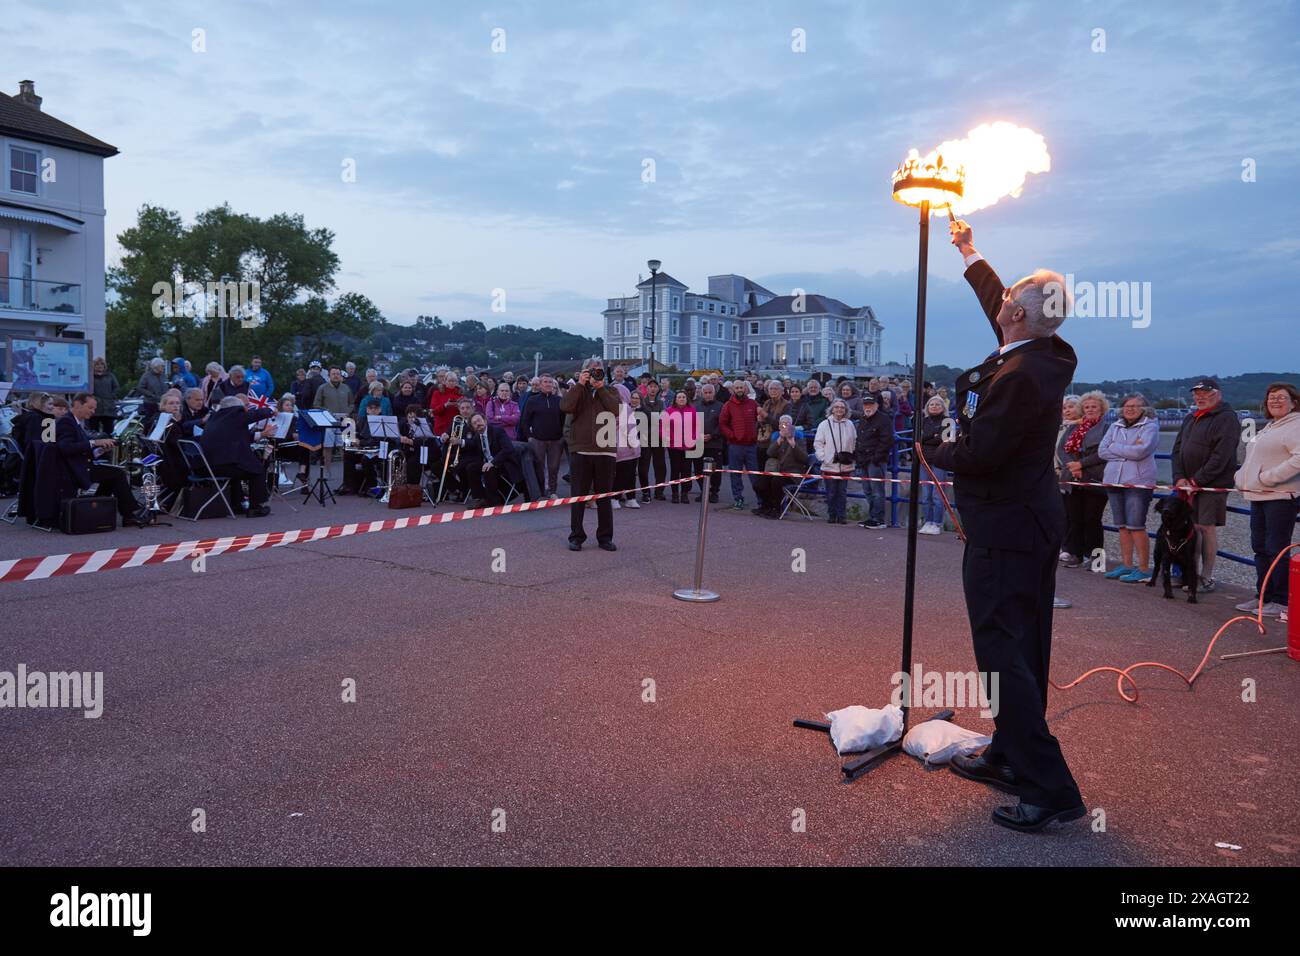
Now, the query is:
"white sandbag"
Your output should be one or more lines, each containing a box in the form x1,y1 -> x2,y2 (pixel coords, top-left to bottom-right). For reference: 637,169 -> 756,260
824,704 -> 903,755
901,720 -> 991,765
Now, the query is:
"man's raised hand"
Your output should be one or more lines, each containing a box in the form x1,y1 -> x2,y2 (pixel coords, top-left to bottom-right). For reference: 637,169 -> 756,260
949,218 -> 975,256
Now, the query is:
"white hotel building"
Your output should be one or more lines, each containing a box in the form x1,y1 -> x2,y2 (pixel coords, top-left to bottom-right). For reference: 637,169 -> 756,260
602,272 -> 883,376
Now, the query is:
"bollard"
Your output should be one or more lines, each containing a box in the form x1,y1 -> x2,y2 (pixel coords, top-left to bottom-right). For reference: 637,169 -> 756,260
1289,552 -> 1299,661
673,457 -> 720,603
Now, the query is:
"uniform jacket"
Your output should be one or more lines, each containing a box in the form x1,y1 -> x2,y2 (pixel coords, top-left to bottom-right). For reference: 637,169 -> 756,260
199,406 -> 275,472
929,258 -> 1078,551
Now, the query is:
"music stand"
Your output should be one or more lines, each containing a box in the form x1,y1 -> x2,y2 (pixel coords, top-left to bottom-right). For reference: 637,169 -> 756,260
303,409 -> 342,506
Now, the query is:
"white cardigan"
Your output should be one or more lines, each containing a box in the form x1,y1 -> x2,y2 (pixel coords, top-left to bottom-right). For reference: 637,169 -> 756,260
815,416 -> 857,474
1234,411 -> 1300,501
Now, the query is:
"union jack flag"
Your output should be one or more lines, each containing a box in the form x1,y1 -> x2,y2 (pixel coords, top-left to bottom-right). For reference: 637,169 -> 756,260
249,391 -> 274,411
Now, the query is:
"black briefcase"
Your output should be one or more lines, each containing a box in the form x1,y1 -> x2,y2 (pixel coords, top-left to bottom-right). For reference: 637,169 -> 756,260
179,484 -> 230,519
61,496 -> 117,535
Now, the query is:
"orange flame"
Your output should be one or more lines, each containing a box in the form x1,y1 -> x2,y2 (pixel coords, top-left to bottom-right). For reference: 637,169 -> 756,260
910,121 -> 1051,216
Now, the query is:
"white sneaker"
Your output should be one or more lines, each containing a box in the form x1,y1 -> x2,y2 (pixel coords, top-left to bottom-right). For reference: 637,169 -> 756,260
1235,599 -> 1259,612
625,497 -> 640,509
611,499 -> 621,509
1052,595 -> 1072,608
548,493 -> 558,500
1281,609 -> 1289,623
1260,602 -> 1287,618
919,522 -> 940,535
1059,551 -> 1071,563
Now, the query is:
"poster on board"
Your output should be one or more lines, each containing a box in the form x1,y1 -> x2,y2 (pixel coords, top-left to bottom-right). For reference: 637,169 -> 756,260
5,336 -> 92,393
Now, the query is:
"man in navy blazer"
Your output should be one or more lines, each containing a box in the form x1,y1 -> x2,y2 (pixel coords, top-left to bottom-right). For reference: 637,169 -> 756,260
55,394 -> 145,526
929,219 -> 1085,834
199,395 -> 275,516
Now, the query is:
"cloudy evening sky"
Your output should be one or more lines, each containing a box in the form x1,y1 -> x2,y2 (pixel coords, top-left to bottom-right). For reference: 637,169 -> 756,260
7,0 -> 1299,378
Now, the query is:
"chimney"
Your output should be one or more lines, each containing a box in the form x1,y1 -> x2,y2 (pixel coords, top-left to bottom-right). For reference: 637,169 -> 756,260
15,79 -> 42,111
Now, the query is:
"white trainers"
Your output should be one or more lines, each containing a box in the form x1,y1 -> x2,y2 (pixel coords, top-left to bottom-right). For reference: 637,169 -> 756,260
548,493 -> 558,500
1260,602 -> 1287,618
919,522 -> 941,535
1059,550 -> 1071,563
625,497 -> 640,509
1235,599 -> 1259,612
611,499 -> 621,510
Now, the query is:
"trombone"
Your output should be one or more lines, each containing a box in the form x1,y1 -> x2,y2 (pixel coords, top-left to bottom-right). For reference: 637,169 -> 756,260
435,415 -> 465,504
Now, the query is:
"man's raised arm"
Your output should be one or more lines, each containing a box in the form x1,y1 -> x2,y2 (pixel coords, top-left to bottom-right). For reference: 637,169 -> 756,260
950,219 -> 1005,345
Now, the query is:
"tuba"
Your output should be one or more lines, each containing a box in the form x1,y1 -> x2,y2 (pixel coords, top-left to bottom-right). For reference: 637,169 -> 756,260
379,446 -> 405,503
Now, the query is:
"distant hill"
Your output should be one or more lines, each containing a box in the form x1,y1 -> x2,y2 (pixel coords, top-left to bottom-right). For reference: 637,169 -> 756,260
369,315 -> 602,370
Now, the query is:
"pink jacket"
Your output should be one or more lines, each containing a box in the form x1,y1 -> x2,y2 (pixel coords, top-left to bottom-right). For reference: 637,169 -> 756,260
661,404 -> 701,451
486,397 -> 520,440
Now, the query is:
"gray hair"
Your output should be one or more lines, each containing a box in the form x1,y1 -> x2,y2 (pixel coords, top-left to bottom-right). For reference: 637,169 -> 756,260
779,414 -> 794,426
206,362 -> 224,377
228,364 -> 245,378
1011,270 -> 1071,337
149,357 -> 166,372
701,383 -> 715,396
581,356 -> 604,370
218,396 -> 243,409
1119,392 -> 1153,418
1078,389 -> 1111,417
830,398 -> 848,412
185,387 -> 205,401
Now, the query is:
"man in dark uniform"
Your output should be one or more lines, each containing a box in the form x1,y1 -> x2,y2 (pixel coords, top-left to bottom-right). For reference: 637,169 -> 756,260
200,395 -> 276,516
929,219 -> 1085,833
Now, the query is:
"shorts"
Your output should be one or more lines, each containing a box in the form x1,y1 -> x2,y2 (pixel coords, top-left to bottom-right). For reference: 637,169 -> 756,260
1107,488 -> 1153,530
1191,490 -> 1228,527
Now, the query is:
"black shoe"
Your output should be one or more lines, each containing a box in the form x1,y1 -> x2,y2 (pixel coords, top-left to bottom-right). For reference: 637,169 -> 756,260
568,540 -> 582,551
654,493 -> 666,501
708,492 -> 718,503
949,752 -> 1020,795
335,487 -> 354,496
764,510 -> 780,519
246,505 -> 270,518
827,516 -> 837,524
992,801 -> 1087,833
641,492 -> 651,503
1061,555 -> 1084,568
598,541 -> 617,552
751,506 -> 767,515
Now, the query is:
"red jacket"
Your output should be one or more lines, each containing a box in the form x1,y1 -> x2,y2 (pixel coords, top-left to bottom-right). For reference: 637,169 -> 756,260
719,395 -> 759,445
428,386 -> 463,435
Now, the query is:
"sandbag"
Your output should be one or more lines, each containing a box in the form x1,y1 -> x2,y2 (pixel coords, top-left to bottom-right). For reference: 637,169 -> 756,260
824,704 -> 903,755
901,720 -> 991,765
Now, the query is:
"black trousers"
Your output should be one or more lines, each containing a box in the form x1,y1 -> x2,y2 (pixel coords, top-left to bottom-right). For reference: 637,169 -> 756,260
213,463 -> 268,508
89,464 -> 139,518
753,474 -> 792,511
614,458 -> 638,498
962,534 -> 1081,809
698,448 -> 724,495
1062,487 -> 1106,560
638,446 -> 666,496
569,453 -> 614,545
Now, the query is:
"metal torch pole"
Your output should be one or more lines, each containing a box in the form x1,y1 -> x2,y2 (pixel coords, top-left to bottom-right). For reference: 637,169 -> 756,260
673,457 -> 719,602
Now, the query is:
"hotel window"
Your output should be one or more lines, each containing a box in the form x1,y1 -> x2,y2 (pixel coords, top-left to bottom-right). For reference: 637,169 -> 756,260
747,343 -> 760,364
835,320 -> 841,333
730,350 -> 738,368
749,321 -> 759,335
614,320 -> 622,335
802,318 -> 815,332
731,324 -> 739,340
708,303 -> 715,312
775,320 -> 786,333
849,322 -> 856,336
628,321 -> 639,338
9,147 -> 39,194
671,318 -> 679,335
701,319 -> 709,338
773,342 -> 786,363
800,341 -> 815,363
673,296 -> 679,310
700,348 -> 709,366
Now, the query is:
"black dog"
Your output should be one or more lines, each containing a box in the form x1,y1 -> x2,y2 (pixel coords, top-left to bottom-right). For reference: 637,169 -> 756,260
1147,495 -> 1200,603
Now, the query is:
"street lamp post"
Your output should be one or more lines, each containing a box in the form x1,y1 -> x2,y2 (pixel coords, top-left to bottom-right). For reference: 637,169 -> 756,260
217,273 -> 231,369
647,259 -> 660,380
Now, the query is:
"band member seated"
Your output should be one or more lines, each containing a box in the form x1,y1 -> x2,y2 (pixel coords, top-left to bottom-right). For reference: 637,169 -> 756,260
398,405 -> 436,485
270,395 -> 312,486
179,387 -> 209,438
337,398 -> 386,496
199,395 -> 275,517
434,396 -> 477,502
449,412 -> 520,507
11,391 -> 54,454
39,393 -> 147,529
151,390 -> 190,500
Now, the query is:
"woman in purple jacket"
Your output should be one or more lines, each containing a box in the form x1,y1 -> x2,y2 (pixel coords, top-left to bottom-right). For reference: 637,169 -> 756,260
1098,393 -> 1159,582
486,384 -> 520,440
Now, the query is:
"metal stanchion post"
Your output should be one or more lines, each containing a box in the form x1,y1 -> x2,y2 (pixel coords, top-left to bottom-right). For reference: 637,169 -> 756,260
673,457 -> 720,603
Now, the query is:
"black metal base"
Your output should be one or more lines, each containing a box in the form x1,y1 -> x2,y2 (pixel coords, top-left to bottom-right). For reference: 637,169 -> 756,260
793,709 -> 956,781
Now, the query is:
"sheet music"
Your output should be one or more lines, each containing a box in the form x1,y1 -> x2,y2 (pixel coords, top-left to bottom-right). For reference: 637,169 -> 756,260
379,440 -> 389,459
419,445 -> 428,465
305,409 -> 337,427
148,416 -> 171,442
112,415 -> 137,438
271,412 -> 294,439
409,418 -> 434,439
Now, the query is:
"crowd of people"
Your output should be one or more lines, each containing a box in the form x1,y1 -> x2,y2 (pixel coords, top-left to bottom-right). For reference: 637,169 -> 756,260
1,354 -> 1296,615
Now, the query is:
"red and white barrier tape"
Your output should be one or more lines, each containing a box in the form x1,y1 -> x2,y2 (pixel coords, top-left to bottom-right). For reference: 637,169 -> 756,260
0,475 -> 699,585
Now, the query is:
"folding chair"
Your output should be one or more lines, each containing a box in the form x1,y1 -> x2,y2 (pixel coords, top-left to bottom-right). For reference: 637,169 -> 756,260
1,436 -> 22,525
177,439 -> 237,520
780,461 -> 821,520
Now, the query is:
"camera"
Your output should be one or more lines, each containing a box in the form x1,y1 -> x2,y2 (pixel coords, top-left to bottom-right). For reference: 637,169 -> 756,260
589,367 -> 605,381
833,451 -> 854,465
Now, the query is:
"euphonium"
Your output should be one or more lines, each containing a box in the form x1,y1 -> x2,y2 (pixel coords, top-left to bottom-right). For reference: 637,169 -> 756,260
435,415 -> 466,504
379,447 -> 404,503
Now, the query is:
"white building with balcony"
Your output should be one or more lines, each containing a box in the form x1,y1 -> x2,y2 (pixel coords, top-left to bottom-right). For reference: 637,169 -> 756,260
602,270 -> 883,375
0,80 -> 117,373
